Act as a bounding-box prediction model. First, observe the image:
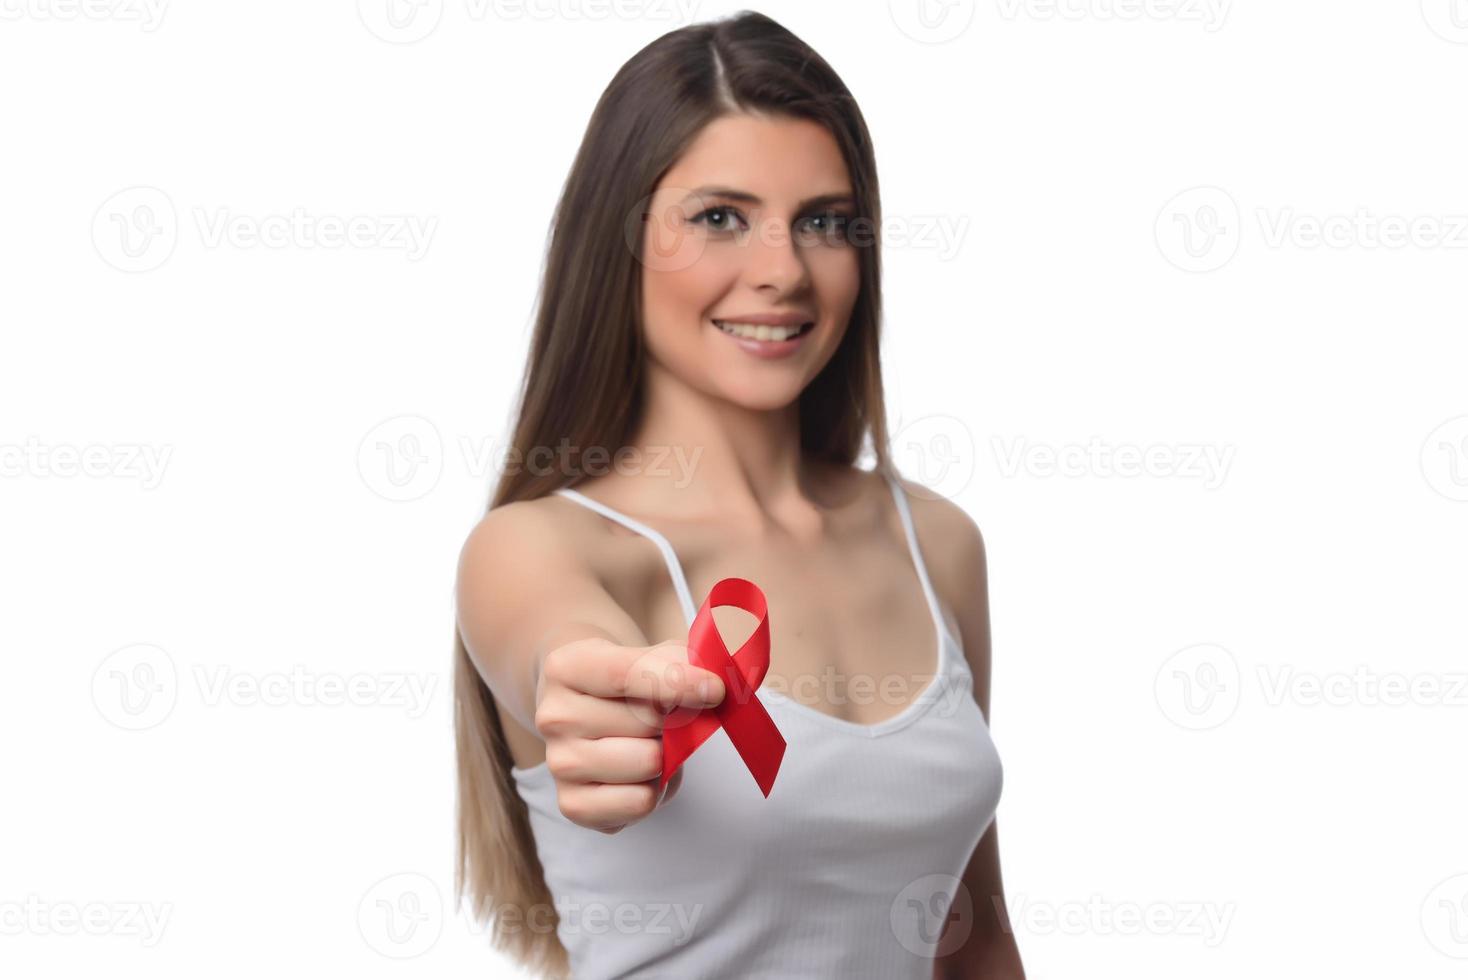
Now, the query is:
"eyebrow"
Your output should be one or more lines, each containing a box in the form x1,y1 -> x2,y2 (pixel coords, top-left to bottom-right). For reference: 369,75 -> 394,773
682,186 -> 856,211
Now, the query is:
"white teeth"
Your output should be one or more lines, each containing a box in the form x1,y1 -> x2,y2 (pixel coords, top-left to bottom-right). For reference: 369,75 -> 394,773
714,320 -> 810,342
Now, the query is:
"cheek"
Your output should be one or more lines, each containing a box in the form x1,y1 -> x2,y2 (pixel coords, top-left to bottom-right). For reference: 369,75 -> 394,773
809,247 -> 861,317
640,250 -> 735,367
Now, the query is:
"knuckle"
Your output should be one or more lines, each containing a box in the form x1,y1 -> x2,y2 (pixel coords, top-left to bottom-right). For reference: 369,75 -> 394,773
541,646 -> 567,684
543,741 -> 579,780
654,661 -> 686,699
557,793 -> 590,827
533,702 -> 568,738
603,656 -> 630,697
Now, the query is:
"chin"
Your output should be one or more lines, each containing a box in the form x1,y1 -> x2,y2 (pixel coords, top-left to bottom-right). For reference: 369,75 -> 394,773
714,379 -> 805,413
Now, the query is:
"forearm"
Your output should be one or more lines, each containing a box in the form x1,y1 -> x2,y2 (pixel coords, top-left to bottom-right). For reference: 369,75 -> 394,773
931,886 -> 1026,980
932,928 -> 1025,980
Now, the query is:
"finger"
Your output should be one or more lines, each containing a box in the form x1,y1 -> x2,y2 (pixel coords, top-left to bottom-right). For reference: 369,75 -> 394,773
548,736 -> 663,784
557,642 -> 724,708
558,781 -> 659,832
544,689 -> 667,738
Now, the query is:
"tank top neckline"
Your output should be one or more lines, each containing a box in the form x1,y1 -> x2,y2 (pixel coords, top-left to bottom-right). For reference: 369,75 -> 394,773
534,469 -> 967,744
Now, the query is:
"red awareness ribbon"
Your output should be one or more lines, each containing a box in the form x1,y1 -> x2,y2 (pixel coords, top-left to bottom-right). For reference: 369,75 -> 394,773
658,577 -> 786,798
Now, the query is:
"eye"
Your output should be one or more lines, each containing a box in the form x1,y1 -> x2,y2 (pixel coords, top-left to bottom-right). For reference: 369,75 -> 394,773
797,211 -> 852,243
689,205 -> 747,233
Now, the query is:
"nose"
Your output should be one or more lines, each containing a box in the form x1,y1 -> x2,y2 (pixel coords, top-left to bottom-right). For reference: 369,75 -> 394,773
744,216 -> 810,296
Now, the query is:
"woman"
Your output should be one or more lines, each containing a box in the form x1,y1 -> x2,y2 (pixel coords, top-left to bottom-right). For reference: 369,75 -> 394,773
453,11 -> 1021,979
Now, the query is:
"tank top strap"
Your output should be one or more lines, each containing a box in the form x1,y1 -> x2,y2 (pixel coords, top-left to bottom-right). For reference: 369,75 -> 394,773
881,470 -> 960,650
555,477 -> 956,652
552,487 -> 699,627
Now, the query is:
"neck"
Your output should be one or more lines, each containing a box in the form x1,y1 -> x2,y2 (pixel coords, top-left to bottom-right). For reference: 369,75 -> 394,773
620,365 -> 825,532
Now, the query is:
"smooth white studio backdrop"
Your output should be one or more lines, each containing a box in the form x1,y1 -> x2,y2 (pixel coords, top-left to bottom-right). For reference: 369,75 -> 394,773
2,1 -> 1465,977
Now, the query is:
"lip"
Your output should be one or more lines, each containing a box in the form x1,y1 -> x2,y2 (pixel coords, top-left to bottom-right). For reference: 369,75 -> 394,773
710,311 -> 814,327
709,316 -> 814,359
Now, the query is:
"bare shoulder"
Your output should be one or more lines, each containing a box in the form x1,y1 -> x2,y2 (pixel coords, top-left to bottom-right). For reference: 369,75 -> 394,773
455,493 -> 648,728
887,472 -> 987,586
456,495 -> 584,636
887,472 -> 993,709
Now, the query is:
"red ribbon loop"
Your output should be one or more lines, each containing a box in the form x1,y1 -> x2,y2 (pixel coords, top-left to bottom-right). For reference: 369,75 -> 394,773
659,577 -> 786,798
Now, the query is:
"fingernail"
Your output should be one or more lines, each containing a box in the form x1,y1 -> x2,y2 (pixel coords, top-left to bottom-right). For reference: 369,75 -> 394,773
697,678 -> 712,702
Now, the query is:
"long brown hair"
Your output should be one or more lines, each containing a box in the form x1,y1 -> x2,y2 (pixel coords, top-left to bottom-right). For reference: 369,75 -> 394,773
453,10 -> 892,976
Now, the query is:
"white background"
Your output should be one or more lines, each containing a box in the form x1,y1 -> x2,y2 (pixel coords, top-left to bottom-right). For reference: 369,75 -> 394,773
3,1 -> 1467,977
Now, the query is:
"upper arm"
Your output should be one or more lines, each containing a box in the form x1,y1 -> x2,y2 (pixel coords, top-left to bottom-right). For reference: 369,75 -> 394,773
948,506 -> 992,721
900,481 -> 1023,973
454,498 -> 650,734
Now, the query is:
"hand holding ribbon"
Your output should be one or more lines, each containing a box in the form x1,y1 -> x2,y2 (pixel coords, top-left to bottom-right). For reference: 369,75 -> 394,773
659,577 -> 786,798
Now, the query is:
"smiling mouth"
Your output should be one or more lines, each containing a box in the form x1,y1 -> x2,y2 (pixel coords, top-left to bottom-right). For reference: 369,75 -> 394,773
711,319 -> 815,342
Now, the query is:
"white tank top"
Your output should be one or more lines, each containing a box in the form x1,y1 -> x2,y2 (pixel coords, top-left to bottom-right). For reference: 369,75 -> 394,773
510,471 -> 1004,979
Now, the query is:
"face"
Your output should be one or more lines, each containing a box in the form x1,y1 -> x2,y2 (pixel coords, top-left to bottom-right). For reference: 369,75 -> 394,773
638,112 -> 862,411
